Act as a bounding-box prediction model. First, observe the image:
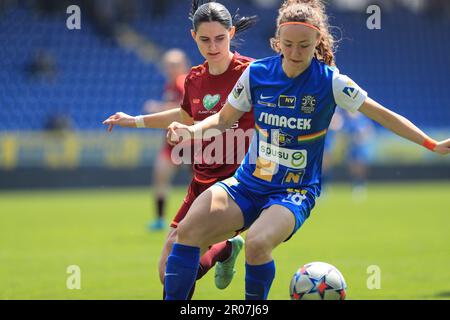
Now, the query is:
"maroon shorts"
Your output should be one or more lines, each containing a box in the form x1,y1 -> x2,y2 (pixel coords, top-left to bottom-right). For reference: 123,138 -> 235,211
170,175 -> 221,228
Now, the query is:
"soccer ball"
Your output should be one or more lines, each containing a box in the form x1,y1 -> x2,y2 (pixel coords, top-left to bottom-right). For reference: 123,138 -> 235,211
289,262 -> 347,300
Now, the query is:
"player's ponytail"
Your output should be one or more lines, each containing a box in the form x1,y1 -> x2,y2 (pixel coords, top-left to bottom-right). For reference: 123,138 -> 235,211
189,0 -> 257,47
231,9 -> 258,36
271,0 -> 336,66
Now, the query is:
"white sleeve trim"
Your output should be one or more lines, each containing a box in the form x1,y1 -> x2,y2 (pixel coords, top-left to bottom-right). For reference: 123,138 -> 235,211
227,65 -> 252,112
332,70 -> 368,113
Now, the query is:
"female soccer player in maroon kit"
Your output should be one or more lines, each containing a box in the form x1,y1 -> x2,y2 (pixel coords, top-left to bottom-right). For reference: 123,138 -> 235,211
103,1 -> 257,298
143,49 -> 190,231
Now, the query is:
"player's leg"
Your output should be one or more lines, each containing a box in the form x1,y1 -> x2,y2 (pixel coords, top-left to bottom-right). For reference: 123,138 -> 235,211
197,239 -> 234,280
164,186 -> 245,300
158,227 -> 177,284
186,179 -> 243,288
159,227 -> 203,300
161,181 -> 243,298
349,146 -> 370,201
194,178 -> 244,288
163,232 -> 243,291
158,226 -> 231,299
177,185 -> 244,246
149,146 -> 177,230
244,205 -> 296,300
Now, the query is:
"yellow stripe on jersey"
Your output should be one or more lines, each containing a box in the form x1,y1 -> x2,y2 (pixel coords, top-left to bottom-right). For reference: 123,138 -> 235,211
255,123 -> 269,137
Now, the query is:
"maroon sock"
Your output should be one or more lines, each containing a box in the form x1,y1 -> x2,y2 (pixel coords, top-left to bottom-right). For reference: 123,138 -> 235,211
156,196 -> 165,219
196,240 -> 232,280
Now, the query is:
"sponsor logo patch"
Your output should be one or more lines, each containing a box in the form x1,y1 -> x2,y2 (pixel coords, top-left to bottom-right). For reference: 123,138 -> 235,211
300,95 -> 317,114
278,95 -> 296,108
259,141 -> 307,169
232,82 -> 244,99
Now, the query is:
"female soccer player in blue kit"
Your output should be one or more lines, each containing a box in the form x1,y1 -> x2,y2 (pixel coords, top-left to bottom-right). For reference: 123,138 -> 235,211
164,0 -> 450,300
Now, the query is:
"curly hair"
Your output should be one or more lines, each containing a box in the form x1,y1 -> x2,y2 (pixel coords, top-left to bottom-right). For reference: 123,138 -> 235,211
270,0 -> 336,66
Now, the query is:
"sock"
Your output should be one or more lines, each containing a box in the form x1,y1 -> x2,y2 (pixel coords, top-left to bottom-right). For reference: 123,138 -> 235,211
196,240 -> 232,280
156,196 -> 165,219
187,282 -> 195,300
164,243 -> 200,300
245,260 -> 276,300
163,241 -> 232,299
163,281 -> 196,300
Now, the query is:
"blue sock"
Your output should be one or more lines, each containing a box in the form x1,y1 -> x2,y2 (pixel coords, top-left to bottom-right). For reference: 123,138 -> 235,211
164,243 -> 200,300
245,260 -> 276,300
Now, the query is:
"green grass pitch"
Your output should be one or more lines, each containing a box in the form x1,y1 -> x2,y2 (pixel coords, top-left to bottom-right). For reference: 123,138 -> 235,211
1,182 -> 449,300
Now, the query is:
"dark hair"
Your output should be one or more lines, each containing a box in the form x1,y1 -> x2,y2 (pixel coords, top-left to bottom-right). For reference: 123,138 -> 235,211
189,0 -> 258,46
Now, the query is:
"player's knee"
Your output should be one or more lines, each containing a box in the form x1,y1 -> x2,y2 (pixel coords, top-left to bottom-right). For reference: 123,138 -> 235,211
245,234 -> 273,263
176,219 -> 204,246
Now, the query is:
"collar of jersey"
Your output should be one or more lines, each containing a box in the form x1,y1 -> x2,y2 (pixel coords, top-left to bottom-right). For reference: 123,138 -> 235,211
278,55 -> 315,82
205,51 -> 238,79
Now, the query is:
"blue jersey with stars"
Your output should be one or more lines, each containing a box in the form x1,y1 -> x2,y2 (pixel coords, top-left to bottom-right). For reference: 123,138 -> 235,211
228,55 -> 368,196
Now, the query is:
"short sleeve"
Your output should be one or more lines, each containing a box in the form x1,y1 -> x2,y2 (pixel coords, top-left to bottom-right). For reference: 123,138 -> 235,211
332,71 -> 368,113
227,65 -> 252,112
180,77 -> 192,117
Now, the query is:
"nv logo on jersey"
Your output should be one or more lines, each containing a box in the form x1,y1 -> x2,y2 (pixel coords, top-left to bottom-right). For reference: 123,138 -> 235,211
278,95 -> 296,108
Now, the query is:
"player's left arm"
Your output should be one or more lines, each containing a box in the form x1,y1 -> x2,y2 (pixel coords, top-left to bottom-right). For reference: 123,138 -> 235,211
359,97 -> 450,155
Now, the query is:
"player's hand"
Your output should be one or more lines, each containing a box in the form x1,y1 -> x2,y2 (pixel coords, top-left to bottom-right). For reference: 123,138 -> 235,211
434,138 -> 450,155
166,122 -> 193,146
102,112 -> 136,132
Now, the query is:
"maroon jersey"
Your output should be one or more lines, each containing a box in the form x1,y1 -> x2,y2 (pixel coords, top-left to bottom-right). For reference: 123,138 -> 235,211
180,52 -> 254,183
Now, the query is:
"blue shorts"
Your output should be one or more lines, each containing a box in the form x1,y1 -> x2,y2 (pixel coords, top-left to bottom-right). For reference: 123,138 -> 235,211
216,177 -> 316,241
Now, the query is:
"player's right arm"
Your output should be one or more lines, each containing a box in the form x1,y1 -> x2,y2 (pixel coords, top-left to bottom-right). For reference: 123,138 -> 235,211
333,71 -> 450,155
359,98 -> 450,155
102,108 -> 193,132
